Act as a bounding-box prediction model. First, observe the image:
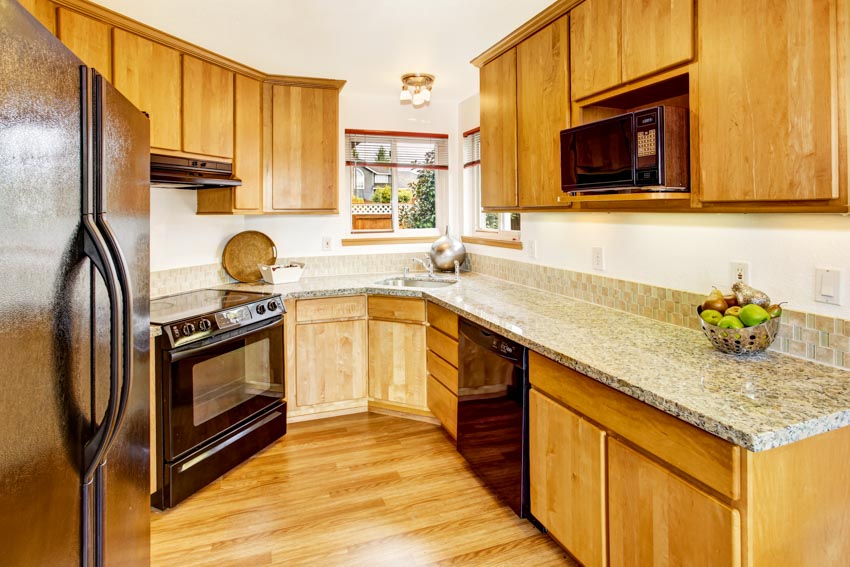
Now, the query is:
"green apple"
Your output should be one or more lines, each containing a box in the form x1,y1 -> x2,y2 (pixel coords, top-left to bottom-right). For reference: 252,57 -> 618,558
717,315 -> 745,329
700,309 -> 724,325
739,304 -> 771,327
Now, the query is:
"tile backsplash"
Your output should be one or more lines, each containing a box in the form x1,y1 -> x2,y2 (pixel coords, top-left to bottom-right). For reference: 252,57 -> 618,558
468,253 -> 850,370
150,252 -> 850,370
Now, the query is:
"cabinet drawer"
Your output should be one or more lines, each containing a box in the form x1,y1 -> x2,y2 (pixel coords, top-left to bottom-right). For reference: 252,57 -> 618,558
427,301 -> 458,339
427,350 -> 458,393
426,326 -> 458,368
427,375 -> 457,439
530,352 -> 741,500
368,296 -> 425,322
296,296 -> 366,323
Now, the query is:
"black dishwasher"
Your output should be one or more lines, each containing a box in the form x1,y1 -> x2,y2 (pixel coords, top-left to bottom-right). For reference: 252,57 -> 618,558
457,318 -> 531,519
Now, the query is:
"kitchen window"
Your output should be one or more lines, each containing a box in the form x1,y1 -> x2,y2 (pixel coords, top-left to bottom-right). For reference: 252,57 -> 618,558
464,128 -> 521,238
346,130 -> 448,234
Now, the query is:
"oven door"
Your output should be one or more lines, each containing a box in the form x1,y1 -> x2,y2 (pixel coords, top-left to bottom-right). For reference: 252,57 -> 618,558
163,317 -> 284,460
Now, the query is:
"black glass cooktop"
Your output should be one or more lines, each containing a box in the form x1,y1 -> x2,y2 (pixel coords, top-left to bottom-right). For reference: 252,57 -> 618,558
150,289 -> 277,324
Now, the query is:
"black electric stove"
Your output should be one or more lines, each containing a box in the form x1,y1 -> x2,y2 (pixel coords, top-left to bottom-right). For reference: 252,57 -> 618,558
151,289 -> 284,349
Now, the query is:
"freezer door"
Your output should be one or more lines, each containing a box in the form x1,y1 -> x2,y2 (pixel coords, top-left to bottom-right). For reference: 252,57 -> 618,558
93,76 -> 151,566
0,1 -> 90,564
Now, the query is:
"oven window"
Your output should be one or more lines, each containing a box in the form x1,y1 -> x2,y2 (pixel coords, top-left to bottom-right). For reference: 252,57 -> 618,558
192,337 -> 278,425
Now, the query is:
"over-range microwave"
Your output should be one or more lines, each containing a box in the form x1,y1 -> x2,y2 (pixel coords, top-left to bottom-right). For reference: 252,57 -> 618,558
560,106 -> 689,194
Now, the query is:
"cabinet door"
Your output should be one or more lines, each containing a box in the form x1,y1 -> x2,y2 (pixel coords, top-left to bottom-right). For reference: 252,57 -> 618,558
182,55 -> 234,158
232,74 -> 263,211
368,320 -> 427,410
698,0 -> 836,202
295,320 -> 367,406
570,0 -> 621,99
427,375 -> 457,439
517,16 -> 569,208
57,8 -> 111,80
608,439 -> 741,567
271,85 -> 339,211
621,0 -> 693,83
480,49 -> 518,208
19,0 -> 56,34
529,390 -> 607,567
112,29 -> 181,150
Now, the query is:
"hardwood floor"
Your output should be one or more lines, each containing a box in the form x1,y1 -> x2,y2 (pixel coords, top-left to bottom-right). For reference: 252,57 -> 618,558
151,412 -> 575,566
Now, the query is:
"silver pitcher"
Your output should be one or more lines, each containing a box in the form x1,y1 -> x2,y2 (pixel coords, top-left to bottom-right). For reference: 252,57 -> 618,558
429,225 -> 466,271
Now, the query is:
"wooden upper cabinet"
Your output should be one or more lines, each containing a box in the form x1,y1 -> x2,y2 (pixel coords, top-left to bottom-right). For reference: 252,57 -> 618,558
182,55 -> 234,158
57,8 -> 111,80
112,29 -> 181,151
698,0 -> 837,202
608,439 -> 740,567
621,0 -> 693,83
570,0 -> 621,100
232,74 -> 263,211
271,85 -> 339,211
529,389 -> 607,567
18,0 -> 56,34
517,16 -> 570,208
480,48 -> 518,208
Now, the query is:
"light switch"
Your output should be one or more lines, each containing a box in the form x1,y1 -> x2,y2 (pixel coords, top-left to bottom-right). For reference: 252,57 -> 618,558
815,268 -> 843,305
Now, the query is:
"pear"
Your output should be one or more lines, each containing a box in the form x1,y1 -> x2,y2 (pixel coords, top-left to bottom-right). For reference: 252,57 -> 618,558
731,281 -> 771,307
701,288 -> 728,312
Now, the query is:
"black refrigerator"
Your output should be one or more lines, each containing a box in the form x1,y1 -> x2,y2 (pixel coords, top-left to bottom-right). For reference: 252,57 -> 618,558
0,1 -> 151,565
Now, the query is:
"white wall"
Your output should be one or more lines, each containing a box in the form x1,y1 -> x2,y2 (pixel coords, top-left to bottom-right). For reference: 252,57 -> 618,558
458,94 -> 850,318
245,93 -> 460,257
150,93 -> 461,271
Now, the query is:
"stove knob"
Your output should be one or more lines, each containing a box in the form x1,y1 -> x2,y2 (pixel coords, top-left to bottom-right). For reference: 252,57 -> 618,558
256,304 -> 266,315
198,319 -> 211,332
182,323 -> 195,336
267,300 -> 279,311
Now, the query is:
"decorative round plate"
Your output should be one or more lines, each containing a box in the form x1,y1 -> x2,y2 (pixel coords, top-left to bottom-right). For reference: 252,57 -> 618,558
222,231 -> 277,283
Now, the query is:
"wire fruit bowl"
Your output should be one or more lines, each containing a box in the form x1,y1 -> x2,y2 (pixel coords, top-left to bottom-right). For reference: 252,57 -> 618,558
697,307 -> 781,355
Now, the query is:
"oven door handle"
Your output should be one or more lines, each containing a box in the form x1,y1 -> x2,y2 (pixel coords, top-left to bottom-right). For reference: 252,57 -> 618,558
166,316 -> 284,363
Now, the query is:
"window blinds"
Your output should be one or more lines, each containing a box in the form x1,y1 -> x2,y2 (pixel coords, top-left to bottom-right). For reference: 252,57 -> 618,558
345,129 -> 449,170
463,128 -> 480,168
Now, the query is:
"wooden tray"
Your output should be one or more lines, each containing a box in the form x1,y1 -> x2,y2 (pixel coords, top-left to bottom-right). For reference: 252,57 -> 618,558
222,231 -> 277,282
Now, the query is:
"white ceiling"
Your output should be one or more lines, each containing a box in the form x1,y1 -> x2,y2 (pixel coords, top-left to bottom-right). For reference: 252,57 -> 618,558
92,0 -> 554,102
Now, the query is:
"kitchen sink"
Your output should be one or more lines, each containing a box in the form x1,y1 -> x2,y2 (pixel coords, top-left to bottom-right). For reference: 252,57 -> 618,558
377,276 -> 457,288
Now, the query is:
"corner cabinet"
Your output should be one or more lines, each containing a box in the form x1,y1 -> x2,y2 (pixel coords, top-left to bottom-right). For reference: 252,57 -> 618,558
367,297 -> 428,413
270,84 -> 340,213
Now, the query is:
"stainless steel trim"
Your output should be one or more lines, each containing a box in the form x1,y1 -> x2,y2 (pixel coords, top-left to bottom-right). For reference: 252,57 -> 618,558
177,411 -> 281,473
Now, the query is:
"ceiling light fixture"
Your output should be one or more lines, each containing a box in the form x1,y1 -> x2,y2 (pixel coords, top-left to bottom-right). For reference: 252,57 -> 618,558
400,73 -> 435,107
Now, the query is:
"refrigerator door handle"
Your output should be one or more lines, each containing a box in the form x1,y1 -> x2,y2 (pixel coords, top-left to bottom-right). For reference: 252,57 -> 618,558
79,67 -> 122,484
91,71 -> 135,459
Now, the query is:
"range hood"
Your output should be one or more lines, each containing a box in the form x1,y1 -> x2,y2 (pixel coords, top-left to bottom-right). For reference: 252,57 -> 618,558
150,153 -> 242,189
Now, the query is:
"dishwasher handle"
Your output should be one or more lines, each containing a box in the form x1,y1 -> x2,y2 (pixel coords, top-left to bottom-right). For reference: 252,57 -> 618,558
459,318 -> 525,365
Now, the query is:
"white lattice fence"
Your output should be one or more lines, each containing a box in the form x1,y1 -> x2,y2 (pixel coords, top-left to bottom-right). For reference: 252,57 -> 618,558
352,202 -> 392,215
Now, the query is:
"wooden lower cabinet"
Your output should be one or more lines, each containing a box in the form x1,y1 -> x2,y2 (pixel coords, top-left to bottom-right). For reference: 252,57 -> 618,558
426,302 -> 459,437
608,438 -> 740,567
296,319 -> 367,406
287,297 -> 368,418
426,375 -> 457,439
529,390 -> 607,567
367,319 -> 427,410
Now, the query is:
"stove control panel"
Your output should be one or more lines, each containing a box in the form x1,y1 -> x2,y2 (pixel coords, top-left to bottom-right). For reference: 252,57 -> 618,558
162,295 -> 286,348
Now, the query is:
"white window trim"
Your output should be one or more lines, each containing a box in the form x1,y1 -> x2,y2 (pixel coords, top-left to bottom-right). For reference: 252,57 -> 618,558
464,140 -> 521,242
348,138 -> 445,236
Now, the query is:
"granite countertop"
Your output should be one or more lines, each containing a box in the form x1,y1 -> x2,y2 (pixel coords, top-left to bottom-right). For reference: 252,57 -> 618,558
214,272 -> 850,453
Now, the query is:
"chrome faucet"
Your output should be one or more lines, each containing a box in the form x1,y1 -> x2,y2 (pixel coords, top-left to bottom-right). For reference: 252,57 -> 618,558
412,256 -> 434,277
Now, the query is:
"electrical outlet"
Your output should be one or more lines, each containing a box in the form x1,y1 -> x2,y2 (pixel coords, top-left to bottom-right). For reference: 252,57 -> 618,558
526,240 -> 537,259
730,261 -> 750,284
321,236 -> 332,251
592,247 -> 605,271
